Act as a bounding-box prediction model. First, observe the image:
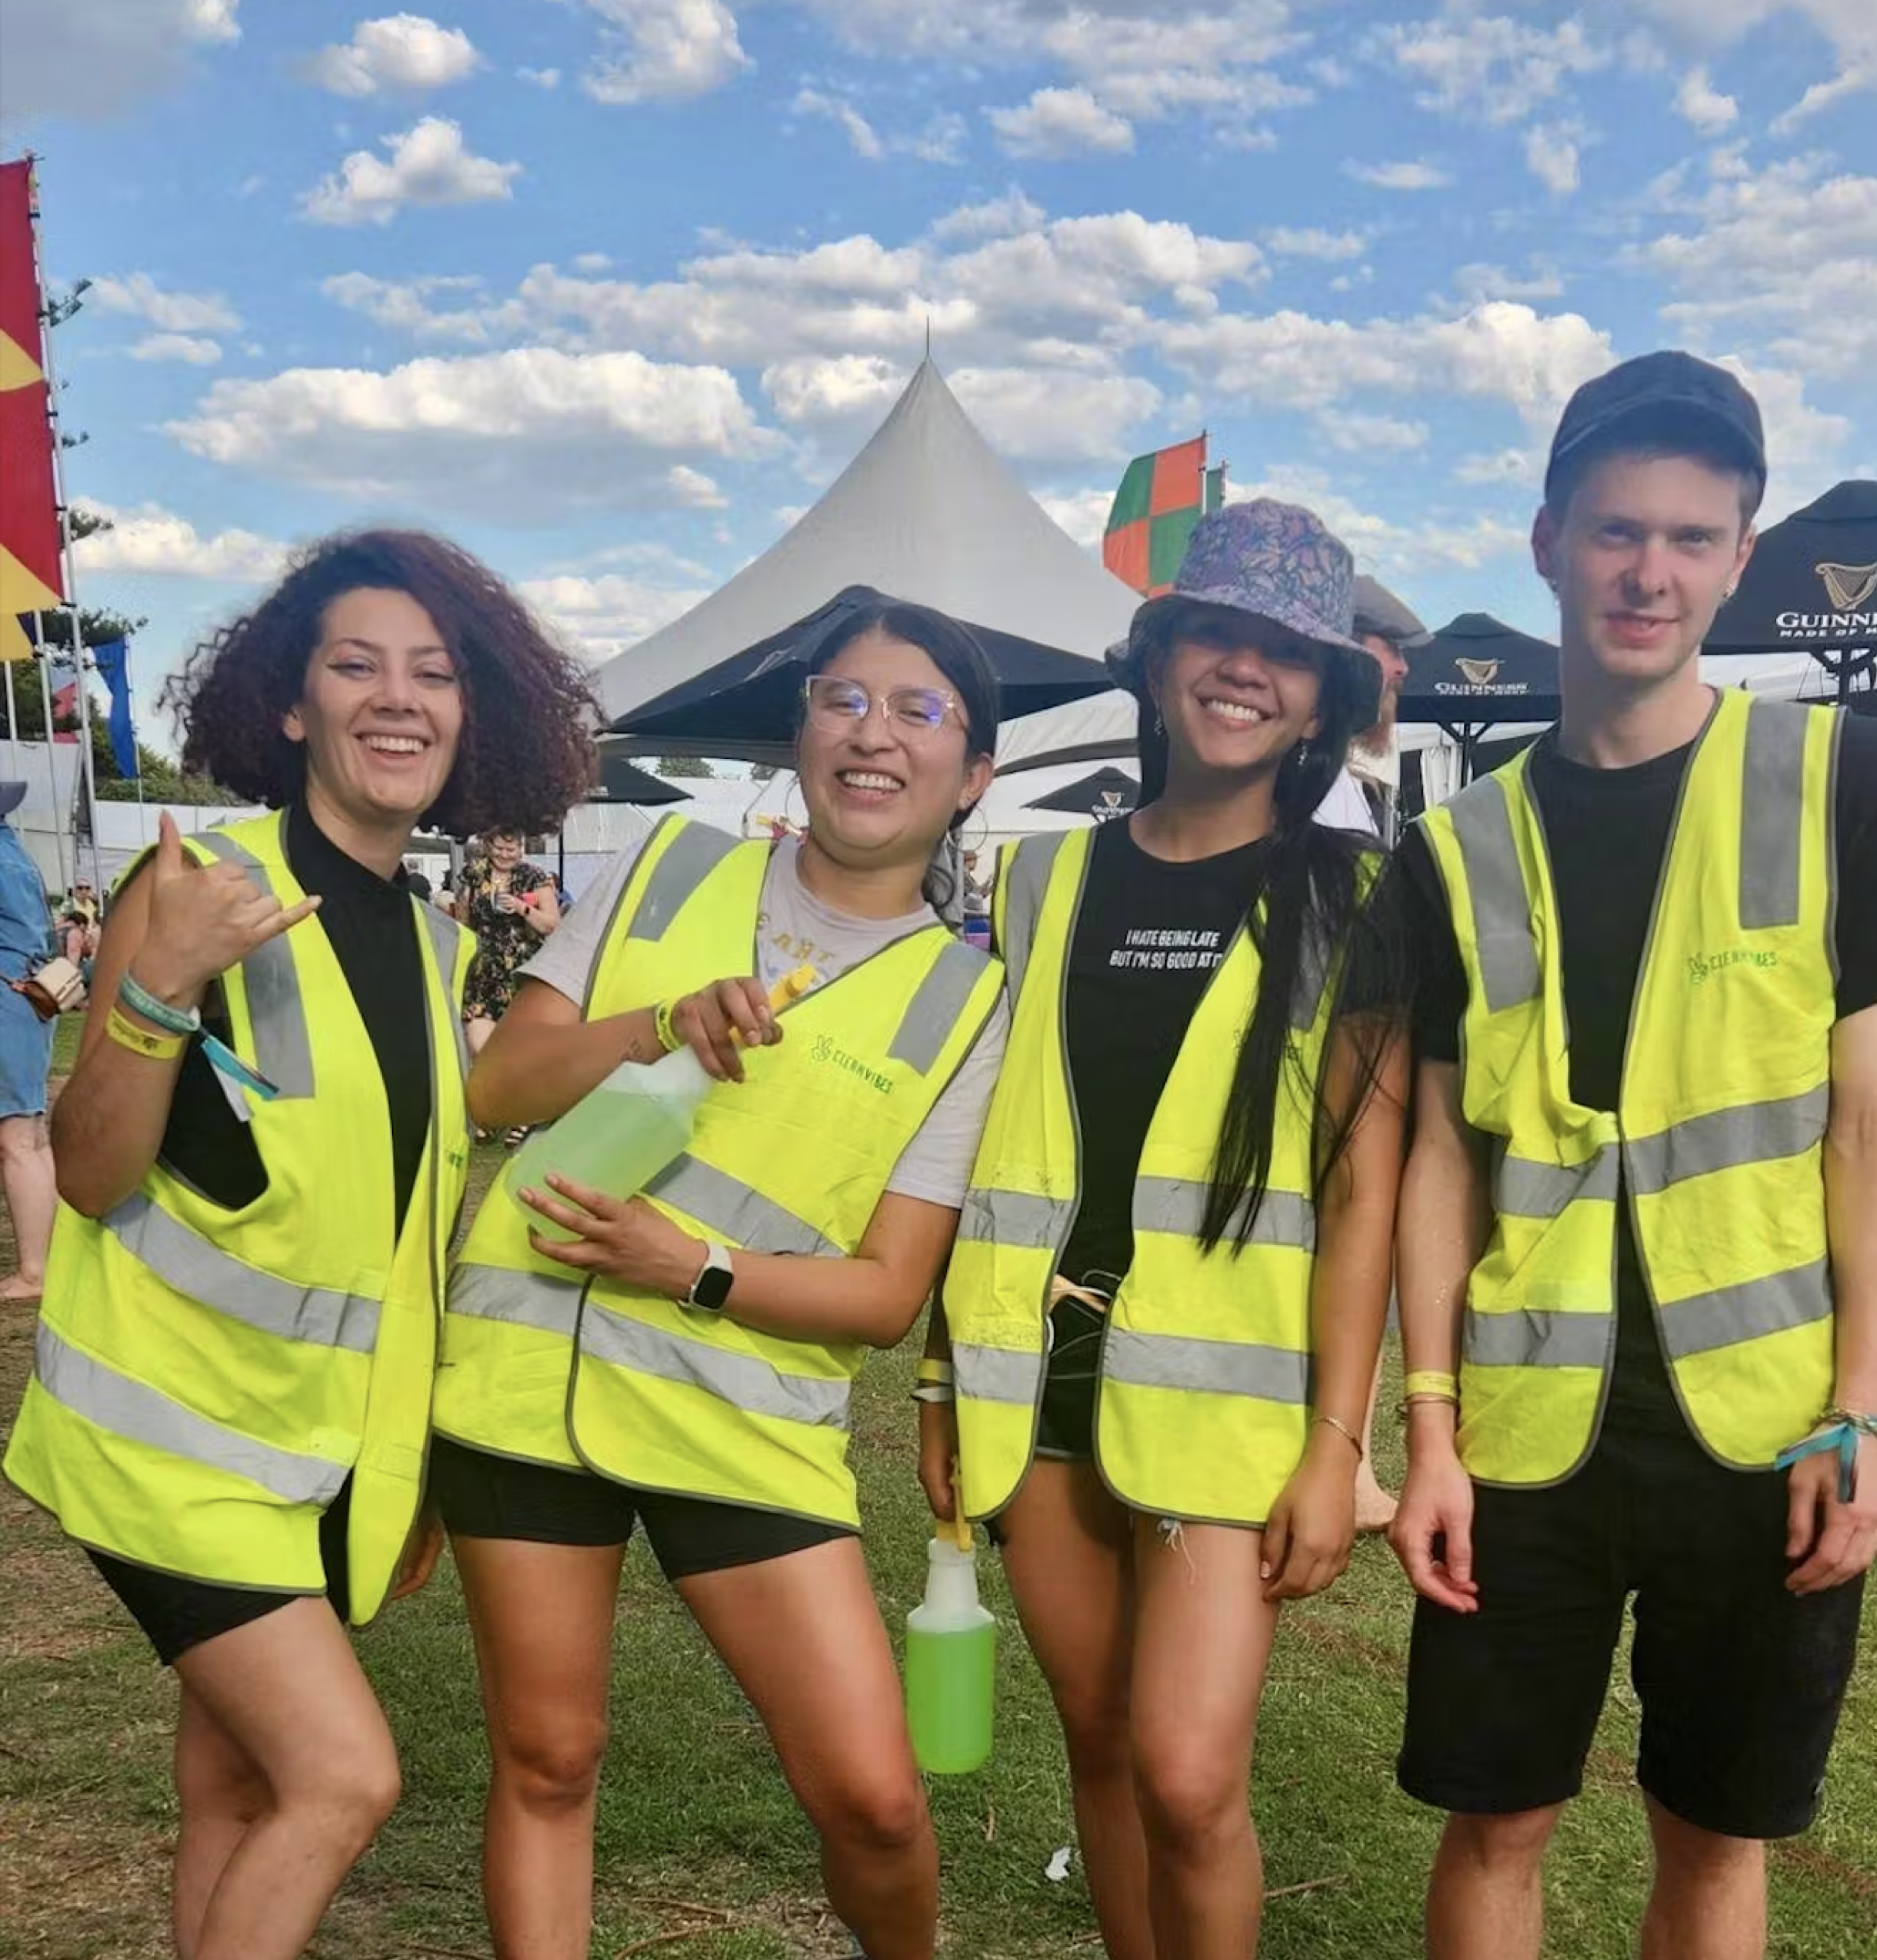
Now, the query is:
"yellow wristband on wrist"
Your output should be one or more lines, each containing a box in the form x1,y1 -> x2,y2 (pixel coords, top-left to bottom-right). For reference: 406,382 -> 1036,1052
106,1005 -> 188,1062
652,999 -> 683,1054
1404,1369 -> 1459,1401
916,1358 -> 955,1387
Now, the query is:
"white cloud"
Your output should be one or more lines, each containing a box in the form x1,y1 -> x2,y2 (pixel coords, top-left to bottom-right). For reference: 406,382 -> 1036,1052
793,87 -> 885,159
1316,409 -> 1429,454
578,0 -> 750,106
301,118 -> 521,226
306,14 -> 482,96
926,191 -> 1048,244
1525,123 -> 1582,195
1673,64 -> 1738,133
1770,61 -> 1874,132
1223,465 -> 1529,577
72,502 -> 285,583
519,570 -> 712,662
1450,261 -> 1566,305
1264,227 -> 1367,261
1035,486 -> 1114,551
165,346 -> 770,520
90,273 -> 242,333
1454,446 -> 1544,488
1344,158 -> 1451,191
988,87 -> 1135,159
667,463 -> 727,507
0,0 -> 241,122
519,66 -> 562,88
130,332 -> 223,365
1376,15 -> 1609,126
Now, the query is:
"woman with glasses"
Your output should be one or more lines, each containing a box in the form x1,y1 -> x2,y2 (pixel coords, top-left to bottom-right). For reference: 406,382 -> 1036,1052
924,503 -> 1410,1959
430,599 -> 1009,1960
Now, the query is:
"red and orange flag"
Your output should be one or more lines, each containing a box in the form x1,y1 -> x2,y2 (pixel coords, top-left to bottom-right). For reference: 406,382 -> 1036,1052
0,159 -> 64,664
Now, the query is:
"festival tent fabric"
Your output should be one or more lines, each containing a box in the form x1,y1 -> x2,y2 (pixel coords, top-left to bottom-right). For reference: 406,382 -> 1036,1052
593,359 -> 1139,756
0,160 -> 64,667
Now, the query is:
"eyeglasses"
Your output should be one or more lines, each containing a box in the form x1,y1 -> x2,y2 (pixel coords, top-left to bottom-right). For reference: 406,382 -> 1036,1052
803,674 -> 963,740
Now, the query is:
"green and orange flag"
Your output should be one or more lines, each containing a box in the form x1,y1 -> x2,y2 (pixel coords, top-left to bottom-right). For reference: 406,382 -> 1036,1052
0,159 -> 63,665
1101,437 -> 1222,596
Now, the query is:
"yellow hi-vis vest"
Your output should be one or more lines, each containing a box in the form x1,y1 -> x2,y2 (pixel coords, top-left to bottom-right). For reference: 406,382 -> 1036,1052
945,823 -> 1341,1527
437,816 -> 1004,1527
3,811 -> 472,1624
1419,689 -> 1841,1485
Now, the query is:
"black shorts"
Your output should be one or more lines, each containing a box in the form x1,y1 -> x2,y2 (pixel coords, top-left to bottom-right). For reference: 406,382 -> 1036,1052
429,1436 -> 852,1581
88,1480 -> 353,1669
1397,1425 -> 1864,1839
1036,1294 -> 1106,1460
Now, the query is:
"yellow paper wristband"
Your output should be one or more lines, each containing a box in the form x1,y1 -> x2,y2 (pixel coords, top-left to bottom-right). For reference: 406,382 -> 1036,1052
916,1358 -> 955,1386
1404,1370 -> 1458,1401
652,999 -> 683,1054
106,1005 -> 187,1062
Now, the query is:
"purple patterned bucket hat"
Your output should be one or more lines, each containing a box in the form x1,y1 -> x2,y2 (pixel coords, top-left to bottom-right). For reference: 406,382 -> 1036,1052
1109,498 -> 1372,691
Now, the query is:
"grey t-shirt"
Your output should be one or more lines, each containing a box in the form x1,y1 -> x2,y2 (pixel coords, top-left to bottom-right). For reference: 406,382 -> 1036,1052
522,835 -> 1007,1209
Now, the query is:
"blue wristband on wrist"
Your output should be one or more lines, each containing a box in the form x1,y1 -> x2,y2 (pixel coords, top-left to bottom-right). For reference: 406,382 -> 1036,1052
118,971 -> 202,1037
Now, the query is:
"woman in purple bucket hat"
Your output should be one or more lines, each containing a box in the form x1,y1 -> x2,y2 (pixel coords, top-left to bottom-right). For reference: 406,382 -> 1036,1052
926,500 -> 1411,1956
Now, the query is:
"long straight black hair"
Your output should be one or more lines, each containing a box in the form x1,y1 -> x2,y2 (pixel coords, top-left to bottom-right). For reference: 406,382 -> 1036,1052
797,597 -> 1000,919
1135,611 -> 1408,1254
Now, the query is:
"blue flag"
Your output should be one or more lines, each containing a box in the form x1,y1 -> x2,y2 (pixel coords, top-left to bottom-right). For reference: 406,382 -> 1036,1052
90,639 -> 137,778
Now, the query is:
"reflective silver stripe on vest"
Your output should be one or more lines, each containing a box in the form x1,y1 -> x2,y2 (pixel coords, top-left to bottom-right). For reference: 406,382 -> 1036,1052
999,832 -> 1072,1002
1657,1257 -> 1832,1362
1130,1176 -> 1316,1251
1102,1326 -> 1310,1404
1444,777 -> 1540,1014
645,1154 -> 839,1257
956,1188 -> 1075,1249
1493,1148 -> 1619,1220
953,1342 -> 1042,1406
886,938 -> 990,1075
1463,1309 -> 1609,1369
447,1260 -> 583,1336
1737,700 -> 1811,931
581,1302 -> 851,1428
34,1321 -> 348,1506
196,831 -> 316,1099
1625,1086 -> 1829,1199
106,1193 -> 379,1351
627,822 -> 743,941
417,903 -> 471,1082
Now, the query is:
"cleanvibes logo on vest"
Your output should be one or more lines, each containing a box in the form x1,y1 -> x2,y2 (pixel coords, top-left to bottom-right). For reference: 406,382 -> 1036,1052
1687,947 -> 1780,986
810,1032 -> 895,1094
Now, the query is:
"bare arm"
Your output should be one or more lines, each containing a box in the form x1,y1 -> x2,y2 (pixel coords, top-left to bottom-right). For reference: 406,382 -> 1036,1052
520,1174 -> 960,1349
1387,1058 -> 1493,1610
52,815 -> 319,1217
521,883 -> 561,937
1786,1003 -> 1877,1592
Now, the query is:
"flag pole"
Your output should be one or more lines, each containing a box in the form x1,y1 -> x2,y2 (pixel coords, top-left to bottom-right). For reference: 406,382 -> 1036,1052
31,621 -> 69,898
26,158 -> 105,890
3,660 -> 17,782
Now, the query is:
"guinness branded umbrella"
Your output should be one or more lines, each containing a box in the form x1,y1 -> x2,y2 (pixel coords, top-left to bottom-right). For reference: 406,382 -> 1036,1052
1394,613 -> 1561,781
1023,765 -> 1140,821
610,585 -> 1110,766
1708,480 -> 1877,703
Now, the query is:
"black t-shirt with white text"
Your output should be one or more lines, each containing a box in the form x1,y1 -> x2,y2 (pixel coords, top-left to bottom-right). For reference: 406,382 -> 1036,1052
1400,708 -> 1877,1436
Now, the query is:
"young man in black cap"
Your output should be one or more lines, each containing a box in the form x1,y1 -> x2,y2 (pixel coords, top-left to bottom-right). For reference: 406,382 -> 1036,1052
1389,351 -> 1877,1959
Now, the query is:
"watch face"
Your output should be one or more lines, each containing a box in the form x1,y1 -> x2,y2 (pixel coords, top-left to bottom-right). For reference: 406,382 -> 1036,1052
692,1258 -> 734,1312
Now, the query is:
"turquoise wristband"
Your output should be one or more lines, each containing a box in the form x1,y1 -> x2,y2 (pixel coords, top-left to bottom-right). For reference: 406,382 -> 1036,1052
1775,1423 -> 1863,1502
118,971 -> 202,1037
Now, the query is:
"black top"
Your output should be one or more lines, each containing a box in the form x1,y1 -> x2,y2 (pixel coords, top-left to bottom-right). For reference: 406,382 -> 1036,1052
1400,706 -> 1877,1435
154,804 -> 435,1237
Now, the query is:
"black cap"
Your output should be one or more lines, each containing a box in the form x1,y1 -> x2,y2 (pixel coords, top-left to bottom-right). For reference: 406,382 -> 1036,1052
1351,575 -> 1431,650
1545,351 -> 1766,500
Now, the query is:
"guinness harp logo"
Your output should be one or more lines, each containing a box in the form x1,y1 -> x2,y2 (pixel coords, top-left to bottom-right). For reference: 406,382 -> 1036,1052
1817,561 -> 1877,612
1455,657 -> 1502,686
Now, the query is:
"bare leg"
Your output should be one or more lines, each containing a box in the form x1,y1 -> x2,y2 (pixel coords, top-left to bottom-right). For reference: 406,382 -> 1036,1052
678,1538 -> 936,1960
452,1534 -> 625,1960
1128,1518 -> 1281,1960
1425,1806 -> 1562,1960
1354,1352 -> 1396,1532
172,1685 -> 269,1959
170,1600 -> 401,1960
0,1112 -> 56,1298
996,1462 -> 1153,1960
1639,1799 -> 1766,1960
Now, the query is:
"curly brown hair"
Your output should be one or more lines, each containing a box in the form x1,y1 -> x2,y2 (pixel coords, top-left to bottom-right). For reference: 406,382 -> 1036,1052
160,529 -> 598,836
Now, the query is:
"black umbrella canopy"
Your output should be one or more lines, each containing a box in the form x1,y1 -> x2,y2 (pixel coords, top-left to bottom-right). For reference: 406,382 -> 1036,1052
1023,765 -> 1140,819
591,754 -> 690,805
607,585 -> 1112,767
1708,480 -> 1877,700
1395,612 -> 1562,736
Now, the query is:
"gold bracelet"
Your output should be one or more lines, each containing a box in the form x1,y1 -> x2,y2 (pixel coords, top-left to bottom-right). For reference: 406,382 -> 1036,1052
1400,1390 -> 1461,1418
106,1005 -> 187,1062
1311,1411 -> 1364,1459
652,999 -> 682,1054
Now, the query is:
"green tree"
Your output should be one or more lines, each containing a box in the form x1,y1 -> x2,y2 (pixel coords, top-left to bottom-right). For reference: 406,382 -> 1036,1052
656,754 -> 718,779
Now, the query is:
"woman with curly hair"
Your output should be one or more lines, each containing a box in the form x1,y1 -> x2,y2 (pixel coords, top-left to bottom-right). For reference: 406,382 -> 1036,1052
3,529 -> 595,1960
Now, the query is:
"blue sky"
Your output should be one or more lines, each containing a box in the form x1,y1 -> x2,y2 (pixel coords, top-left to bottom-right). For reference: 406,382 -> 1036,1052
2,0 -> 1872,736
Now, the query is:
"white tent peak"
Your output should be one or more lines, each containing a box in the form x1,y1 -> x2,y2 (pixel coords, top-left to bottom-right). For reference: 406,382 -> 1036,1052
594,357 -> 1141,726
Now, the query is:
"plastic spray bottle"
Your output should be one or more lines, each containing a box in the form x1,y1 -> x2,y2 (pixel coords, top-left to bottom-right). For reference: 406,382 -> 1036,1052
507,965 -> 817,1237
904,1491 -> 996,1775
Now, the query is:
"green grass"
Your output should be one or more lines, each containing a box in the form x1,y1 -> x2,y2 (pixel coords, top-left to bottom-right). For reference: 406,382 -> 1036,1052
2,1140 -> 1873,1957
